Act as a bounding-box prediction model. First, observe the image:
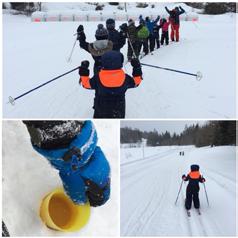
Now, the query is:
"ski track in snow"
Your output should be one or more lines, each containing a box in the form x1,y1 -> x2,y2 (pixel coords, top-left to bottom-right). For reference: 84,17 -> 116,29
120,145 -> 236,236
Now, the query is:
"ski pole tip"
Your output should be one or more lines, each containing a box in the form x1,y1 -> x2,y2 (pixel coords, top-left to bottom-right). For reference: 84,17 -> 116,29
196,71 -> 203,81
8,96 -> 15,106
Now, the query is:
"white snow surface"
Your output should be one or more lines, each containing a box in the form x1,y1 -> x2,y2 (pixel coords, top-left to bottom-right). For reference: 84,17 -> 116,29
120,145 -> 236,236
2,120 -> 119,236
3,9 -> 236,118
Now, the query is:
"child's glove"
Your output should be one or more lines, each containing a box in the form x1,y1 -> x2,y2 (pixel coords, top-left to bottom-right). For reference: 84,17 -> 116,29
79,61 -> 90,76
77,25 -> 84,33
25,121 -> 110,207
201,178 -> 206,183
76,25 -> 85,41
131,58 -> 142,77
182,174 -> 186,180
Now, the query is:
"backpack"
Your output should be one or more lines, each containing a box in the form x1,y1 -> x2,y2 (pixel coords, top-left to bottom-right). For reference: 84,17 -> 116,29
137,26 -> 150,39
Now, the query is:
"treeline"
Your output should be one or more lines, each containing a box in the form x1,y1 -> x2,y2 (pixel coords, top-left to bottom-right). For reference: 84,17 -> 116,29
120,121 -> 236,147
3,2 -> 236,15
186,2 -> 236,14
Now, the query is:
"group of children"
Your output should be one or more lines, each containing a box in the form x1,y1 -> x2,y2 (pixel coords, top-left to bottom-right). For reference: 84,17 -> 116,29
126,6 -> 185,60
76,6 -> 185,118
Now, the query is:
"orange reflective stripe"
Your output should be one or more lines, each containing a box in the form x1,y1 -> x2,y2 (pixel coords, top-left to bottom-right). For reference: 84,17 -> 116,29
189,171 -> 201,179
99,69 -> 125,87
133,76 -> 142,86
81,76 -> 91,89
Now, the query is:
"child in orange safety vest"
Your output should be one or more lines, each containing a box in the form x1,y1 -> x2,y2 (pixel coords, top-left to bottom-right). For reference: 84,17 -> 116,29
78,50 -> 142,118
182,164 -> 206,210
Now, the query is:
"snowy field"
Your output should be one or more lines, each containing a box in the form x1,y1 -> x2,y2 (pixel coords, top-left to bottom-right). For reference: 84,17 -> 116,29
2,120 -> 119,236
120,145 -> 236,236
3,4 -> 236,118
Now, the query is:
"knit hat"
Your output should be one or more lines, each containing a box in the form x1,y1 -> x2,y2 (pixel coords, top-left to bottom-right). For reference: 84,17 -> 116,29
101,50 -> 124,70
128,19 -> 135,26
145,16 -> 150,21
106,18 -> 115,30
191,164 -> 200,172
95,24 -> 108,40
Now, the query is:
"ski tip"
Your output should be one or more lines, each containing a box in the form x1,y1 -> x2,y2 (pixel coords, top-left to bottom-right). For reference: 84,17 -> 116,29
196,71 -> 203,81
8,96 -> 15,106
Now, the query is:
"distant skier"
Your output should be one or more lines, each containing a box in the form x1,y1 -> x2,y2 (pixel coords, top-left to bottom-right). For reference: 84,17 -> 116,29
79,50 -> 143,118
165,6 -> 185,42
106,18 -> 126,51
160,18 -> 170,46
77,24 -> 113,74
182,164 -> 206,211
139,15 -> 160,53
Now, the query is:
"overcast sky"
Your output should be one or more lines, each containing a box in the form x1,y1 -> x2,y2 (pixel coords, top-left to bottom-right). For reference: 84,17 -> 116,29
121,120 -> 208,134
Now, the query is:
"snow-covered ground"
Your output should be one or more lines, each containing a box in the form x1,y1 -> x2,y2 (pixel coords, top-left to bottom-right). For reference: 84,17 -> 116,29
3,5 -> 236,118
2,120 -> 119,236
120,145 -> 236,236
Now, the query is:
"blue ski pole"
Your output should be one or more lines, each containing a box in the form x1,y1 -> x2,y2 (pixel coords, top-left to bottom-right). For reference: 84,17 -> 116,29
8,66 -> 80,105
140,63 -> 202,81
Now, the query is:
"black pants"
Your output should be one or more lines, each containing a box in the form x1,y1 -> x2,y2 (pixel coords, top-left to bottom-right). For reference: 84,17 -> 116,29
161,31 -> 169,45
148,34 -> 155,52
185,190 -> 200,210
137,39 -> 149,56
93,96 -> 125,118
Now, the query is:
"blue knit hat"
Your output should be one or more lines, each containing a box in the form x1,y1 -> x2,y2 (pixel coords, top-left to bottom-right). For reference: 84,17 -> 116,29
101,50 -> 124,70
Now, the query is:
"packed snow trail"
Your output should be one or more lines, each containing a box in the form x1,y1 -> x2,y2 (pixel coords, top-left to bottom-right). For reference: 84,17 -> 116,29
120,146 -> 236,236
3,11 -> 236,118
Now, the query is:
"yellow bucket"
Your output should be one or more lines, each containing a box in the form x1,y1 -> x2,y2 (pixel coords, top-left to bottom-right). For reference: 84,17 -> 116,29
40,188 -> 90,232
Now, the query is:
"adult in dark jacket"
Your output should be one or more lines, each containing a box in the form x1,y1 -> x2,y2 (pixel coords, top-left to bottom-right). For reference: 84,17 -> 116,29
139,15 -> 160,52
79,51 -> 142,118
165,6 -> 185,42
106,18 -> 126,51
77,24 -> 113,74
182,164 -> 206,210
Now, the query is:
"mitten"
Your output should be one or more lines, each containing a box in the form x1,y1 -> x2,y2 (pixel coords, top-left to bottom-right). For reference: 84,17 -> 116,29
24,121 -> 110,207
131,58 -> 142,77
182,174 -> 186,180
201,178 -> 206,183
79,61 -> 90,76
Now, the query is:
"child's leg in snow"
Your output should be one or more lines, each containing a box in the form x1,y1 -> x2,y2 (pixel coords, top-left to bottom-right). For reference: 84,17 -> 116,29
170,25 -> 175,41
193,192 -> 200,209
165,32 -> 169,45
185,190 -> 193,210
161,33 -> 165,45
